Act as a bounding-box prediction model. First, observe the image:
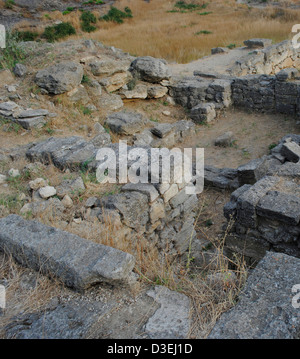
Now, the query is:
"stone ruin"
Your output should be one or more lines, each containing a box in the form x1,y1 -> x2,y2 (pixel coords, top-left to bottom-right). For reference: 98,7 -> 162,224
0,37 -> 300,338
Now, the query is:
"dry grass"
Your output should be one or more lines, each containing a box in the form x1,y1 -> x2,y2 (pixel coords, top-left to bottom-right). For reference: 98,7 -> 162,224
65,0 -> 299,63
0,253 -> 63,336
47,189 -> 248,338
12,0 -> 300,63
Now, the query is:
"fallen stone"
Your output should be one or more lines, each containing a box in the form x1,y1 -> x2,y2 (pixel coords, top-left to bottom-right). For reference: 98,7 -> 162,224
244,38 -> 272,49
56,177 -> 85,198
15,116 -> 47,130
100,191 -> 149,229
35,62 -> 84,94
211,47 -> 230,55
105,111 -> 148,135
89,59 -> 129,77
144,286 -> 190,339
122,84 -> 148,99
130,56 -> 171,83
39,186 -> 57,199
214,131 -> 234,147
256,191 -> 300,226
0,215 -> 135,290
151,123 -> 174,138
208,252 -> 300,339
281,141 -> 300,163
98,94 -> 123,111
8,168 -> 20,177
29,178 -> 48,191
147,84 -> 168,99
26,136 -> 96,171
13,63 -> 27,77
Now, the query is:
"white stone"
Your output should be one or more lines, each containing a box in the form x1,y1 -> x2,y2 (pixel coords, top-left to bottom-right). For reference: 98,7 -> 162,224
29,178 -> 48,191
39,186 -> 57,199
8,168 -> 20,178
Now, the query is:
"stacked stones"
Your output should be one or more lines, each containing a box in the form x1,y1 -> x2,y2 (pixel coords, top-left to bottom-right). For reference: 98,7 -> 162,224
232,69 -> 300,117
228,39 -> 300,76
0,101 -> 56,129
223,134 -> 300,265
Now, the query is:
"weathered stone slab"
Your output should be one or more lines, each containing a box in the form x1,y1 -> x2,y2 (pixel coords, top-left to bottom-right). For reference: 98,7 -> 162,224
236,176 -> 280,228
26,136 -> 96,170
244,38 -> 272,49
105,111 -> 148,135
0,215 -> 135,290
209,252 -> 300,339
281,141 -> 300,163
145,286 -> 190,339
100,191 -> 149,229
256,191 -> 300,225
122,183 -> 159,202
35,61 -> 83,94
14,116 -> 47,130
130,56 -> 171,83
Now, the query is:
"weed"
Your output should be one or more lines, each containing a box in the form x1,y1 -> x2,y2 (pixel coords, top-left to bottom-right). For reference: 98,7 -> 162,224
0,31 -> 26,70
14,30 -> 39,42
195,30 -> 212,35
101,6 -> 133,24
227,43 -> 236,49
4,0 -> 15,9
81,74 -> 91,85
42,22 -> 76,42
80,11 -> 97,33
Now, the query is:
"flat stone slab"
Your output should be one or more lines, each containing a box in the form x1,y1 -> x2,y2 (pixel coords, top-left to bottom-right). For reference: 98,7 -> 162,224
256,190 -> 300,225
26,136 -> 96,170
144,286 -> 191,339
105,111 -> 148,135
208,252 -> 300,339
0,215 -> 135,290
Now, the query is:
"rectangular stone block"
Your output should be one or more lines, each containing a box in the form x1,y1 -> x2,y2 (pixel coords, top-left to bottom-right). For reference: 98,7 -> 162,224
0,215 -> 135,290
256,191 -> 300,225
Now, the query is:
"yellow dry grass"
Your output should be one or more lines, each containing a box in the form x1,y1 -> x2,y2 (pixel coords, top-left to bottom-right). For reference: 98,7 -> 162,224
13,0 -> 300,63
74,0 -> 300,63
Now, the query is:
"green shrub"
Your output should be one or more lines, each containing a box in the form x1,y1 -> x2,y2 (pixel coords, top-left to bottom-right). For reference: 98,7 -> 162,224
14,30 -> 39,42
101,6 -> 133,24
174,1 -> 208,11
195,30 -> 212,35
4,0 -> 15,9
83,0 -> 104,4
42,22 -> 76,42
80,11 -> 97,32
0,31 -> 26,70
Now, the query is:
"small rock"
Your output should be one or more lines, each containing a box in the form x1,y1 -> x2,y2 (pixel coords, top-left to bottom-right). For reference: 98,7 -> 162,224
29,178 -> 48,191
62,195 -> 73,208
39,186 -> 57,199
214,131 -> 234,147
8,168 -> 20,178
0,174 -> 7,184
13,63 -> 27,77
162,110 -> 171,116
7,85 -> 16,93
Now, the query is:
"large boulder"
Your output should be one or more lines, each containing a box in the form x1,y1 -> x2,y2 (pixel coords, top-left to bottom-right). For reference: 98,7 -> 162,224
35,61 -> 84,94
129,56 -> 171,83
